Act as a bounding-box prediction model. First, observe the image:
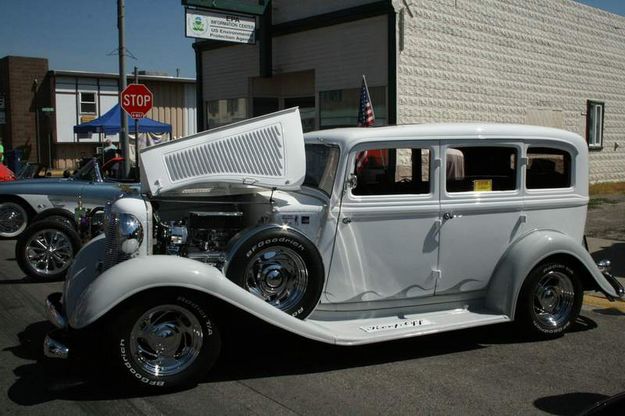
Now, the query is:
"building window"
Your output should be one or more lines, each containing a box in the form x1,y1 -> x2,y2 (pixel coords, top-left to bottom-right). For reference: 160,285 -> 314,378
526,147 -> 572,189
206,98 -> 247,129
227,98 -> 239,114
352,147 -> 431,196
284,96 -> 316,132
319,86 -> 386,129
445,147 -> 517,193
586,101 -> 604,149
80,92 -> 96,114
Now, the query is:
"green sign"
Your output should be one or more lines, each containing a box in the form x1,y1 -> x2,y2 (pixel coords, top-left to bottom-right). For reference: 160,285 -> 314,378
41,107 -> 55,113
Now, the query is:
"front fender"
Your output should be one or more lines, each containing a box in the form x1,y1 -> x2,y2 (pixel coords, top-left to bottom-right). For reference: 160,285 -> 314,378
486,230 -> 620,319
65,253 -> 336,344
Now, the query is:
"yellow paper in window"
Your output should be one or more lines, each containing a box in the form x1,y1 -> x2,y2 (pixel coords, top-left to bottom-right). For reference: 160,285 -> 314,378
473,179 -> 492,192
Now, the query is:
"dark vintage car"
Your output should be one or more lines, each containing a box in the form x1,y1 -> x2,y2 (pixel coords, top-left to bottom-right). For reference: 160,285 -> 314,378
0,157 -> 137,239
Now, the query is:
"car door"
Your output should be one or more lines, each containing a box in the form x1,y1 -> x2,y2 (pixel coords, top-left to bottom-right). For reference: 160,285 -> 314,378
325,141 -> 441,304
436,142 -> 525,295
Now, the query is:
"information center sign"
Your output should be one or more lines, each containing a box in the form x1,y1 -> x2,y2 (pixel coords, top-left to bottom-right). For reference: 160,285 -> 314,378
185,8 -> 255,44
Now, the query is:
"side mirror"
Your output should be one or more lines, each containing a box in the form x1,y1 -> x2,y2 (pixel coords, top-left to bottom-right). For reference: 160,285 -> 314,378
63,170 -> 71,178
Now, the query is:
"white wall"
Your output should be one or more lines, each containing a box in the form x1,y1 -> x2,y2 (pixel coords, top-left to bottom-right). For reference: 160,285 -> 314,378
184,83 -> 197,135
273,16 -> 387,91
202,15 -> 388,103
395,0 -> 625,182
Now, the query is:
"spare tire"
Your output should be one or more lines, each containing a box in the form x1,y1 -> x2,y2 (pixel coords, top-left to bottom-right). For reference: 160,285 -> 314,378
226,228 -> 324,319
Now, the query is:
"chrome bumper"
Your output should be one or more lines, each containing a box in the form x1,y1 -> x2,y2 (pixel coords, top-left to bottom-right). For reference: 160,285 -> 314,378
44,330 -> 69,359
44,292 -> 70,359
602,272 -> 625,300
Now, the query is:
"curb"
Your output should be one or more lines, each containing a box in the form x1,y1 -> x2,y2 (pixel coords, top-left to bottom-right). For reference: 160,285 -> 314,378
583,294 -> 625,313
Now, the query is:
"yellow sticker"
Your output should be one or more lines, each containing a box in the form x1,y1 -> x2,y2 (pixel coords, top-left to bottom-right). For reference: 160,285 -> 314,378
473,179 -> 492,192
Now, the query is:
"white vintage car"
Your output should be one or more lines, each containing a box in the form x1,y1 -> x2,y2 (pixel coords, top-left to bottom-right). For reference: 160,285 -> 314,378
44,108 -> 623,389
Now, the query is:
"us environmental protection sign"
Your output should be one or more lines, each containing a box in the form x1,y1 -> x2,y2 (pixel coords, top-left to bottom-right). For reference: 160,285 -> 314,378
185,9 -> 255,44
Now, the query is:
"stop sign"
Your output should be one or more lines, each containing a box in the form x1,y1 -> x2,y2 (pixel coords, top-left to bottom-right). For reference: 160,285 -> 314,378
121,84 -> 153,119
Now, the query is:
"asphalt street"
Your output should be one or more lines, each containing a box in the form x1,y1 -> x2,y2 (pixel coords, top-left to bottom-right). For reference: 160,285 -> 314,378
0,238 -> 624,416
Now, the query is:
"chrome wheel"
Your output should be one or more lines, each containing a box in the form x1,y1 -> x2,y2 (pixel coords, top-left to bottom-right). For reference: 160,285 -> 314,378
24,228 -> 73,276
532,270 -> 576,329
129,305 -> 203,377
244,246 -> 309,312
0,202 -> 28,238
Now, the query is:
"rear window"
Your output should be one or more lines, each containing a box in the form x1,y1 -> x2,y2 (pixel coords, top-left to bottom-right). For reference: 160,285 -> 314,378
526,147 -> 572,189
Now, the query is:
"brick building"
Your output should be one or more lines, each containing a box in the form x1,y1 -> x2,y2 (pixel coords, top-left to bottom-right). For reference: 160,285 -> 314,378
193,0 -> 625,183
0,56 -> 52,166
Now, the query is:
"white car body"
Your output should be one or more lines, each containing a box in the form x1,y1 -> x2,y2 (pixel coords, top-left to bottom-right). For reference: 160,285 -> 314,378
44,108 -> 623,383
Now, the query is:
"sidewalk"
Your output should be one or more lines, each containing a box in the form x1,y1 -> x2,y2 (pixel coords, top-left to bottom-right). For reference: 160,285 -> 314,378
584,237 -> 625,312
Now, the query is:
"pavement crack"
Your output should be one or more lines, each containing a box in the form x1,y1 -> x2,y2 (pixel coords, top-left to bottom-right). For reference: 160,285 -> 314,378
237,380 -> 302,415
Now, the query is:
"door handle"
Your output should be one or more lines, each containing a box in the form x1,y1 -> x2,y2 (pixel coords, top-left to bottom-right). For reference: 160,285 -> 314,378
442,212 -> 462,221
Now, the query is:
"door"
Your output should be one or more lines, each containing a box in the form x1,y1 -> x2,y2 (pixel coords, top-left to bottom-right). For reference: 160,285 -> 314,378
437,143 -> 524,295
325,142 -> 441,304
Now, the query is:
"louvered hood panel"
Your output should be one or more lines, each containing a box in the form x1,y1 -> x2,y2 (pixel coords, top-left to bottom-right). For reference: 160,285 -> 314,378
140,108 -> 305,196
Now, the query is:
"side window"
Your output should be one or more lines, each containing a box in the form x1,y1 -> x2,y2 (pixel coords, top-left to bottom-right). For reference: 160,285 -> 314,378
586,100 -> 604,149
352,147 -> 431,196
446,146 -> 517,193
526,147 -> 572,189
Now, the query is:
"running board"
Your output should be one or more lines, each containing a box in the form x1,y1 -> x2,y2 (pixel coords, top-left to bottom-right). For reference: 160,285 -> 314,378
307,308 -> 510,346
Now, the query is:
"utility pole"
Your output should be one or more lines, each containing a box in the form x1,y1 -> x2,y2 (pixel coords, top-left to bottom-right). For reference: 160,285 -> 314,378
118,0 -> 130,177
134,66 -> 140,176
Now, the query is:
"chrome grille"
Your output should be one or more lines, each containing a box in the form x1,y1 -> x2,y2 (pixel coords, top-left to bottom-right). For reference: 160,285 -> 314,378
102,207 -> 119,271
102,204 -> 131,271
164,124 -> 285,183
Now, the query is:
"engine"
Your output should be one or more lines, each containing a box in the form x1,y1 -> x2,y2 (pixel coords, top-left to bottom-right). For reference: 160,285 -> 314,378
157,208 -> 244,269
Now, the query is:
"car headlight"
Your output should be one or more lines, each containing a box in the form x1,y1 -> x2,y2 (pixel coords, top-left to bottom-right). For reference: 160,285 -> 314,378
117,213 -> 143,255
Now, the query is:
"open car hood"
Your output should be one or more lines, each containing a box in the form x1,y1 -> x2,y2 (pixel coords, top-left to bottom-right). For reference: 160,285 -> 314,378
140,108 -> 305,196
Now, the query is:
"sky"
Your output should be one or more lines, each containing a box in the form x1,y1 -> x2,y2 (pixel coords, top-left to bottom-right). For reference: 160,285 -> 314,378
0,1 -> 624,79
0,0 -> 195,77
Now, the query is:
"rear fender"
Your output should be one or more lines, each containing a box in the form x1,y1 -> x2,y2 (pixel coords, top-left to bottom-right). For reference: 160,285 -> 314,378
486,230 -> 619,319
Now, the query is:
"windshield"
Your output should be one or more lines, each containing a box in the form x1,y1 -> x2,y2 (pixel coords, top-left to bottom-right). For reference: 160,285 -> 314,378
303,143 -> 340,195
73,159 -> 100,182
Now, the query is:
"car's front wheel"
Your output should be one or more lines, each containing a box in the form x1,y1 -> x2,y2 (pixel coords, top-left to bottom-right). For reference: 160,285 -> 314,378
15,220 -> 81,280
0,200 -> 30,239
516,261 -> 583,338
110,292 -> 221,390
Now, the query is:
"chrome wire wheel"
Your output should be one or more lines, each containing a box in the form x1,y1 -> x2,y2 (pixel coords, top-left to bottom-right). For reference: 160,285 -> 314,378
129,305 -> 204,377
24,228 -> 73,276
0,202 -> 28,238
244,246 -> 309,312
532,270 -> 576,329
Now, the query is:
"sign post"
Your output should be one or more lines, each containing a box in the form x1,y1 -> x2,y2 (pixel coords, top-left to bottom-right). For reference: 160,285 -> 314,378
121,83 -> 153,177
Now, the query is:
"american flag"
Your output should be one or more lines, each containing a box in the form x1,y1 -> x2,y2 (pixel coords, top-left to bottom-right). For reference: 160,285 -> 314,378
357,74 -> 375,127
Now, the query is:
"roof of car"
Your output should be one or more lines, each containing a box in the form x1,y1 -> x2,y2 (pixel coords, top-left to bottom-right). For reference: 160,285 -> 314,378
303,123 -> 585,150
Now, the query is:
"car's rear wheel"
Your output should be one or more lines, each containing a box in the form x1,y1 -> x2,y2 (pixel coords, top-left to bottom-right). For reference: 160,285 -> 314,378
516,261 -> 583,338
109,292 -> 221,390
0,201 -> 30,239
15,220 -> 81,280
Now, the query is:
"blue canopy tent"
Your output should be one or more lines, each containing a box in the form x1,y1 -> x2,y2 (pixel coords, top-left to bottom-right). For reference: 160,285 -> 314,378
73,104 -> 172,135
